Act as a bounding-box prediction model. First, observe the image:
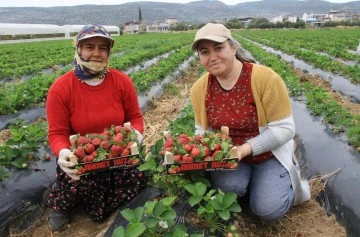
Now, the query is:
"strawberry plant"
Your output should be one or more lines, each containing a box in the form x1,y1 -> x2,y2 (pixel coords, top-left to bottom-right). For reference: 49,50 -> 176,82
0,119 -> 48,180
184,182 -> 241,235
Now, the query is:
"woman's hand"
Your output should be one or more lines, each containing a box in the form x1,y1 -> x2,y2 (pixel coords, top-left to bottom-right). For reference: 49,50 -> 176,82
58,149 -> 80,180
236,143 -> 252,161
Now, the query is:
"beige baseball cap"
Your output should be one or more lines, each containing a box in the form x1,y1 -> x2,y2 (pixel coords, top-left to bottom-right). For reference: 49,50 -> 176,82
191,23 -> 233,51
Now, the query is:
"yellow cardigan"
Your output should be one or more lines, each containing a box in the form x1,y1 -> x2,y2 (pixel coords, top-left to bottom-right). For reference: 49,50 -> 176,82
190,63 -> 292,130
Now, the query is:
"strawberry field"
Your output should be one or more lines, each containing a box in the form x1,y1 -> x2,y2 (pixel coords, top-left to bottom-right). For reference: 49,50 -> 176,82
0,28 -> 359,237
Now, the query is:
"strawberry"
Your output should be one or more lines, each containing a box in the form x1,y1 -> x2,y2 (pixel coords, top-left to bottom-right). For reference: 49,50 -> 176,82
44,153 -> 52,161
100,140 -> 110,150
184,144 -> 193,153
131,158 -> 140,165
77,136 -> 90,145
101,130 -> 111,140
91,137 -> 101,148
182,154 -> 194,163
174,154 -> 182,163
191,147 -> 201,157
111,145 -> 123,157
168,168 -> 177,174
121,148 -> 130,156
203,146 -> 211,156
178,137 -> 188,145
85,154 -> 94,162
213,143 -> 221,151
164,139 -> 174,148
75,146 -> 86,158
113,133 -> 124,143
114,125 -> 122,134
85,143 -> 95,154
126,141 -> 134,149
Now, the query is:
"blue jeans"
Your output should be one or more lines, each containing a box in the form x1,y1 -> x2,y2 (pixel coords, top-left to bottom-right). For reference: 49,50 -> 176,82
210,157 -> 294,221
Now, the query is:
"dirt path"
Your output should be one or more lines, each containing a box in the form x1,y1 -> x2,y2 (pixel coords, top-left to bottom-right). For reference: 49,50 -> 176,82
9,63 -> 347,237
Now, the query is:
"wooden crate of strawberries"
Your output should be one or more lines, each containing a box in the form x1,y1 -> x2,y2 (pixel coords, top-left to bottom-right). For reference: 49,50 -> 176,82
68,122 -> 141,176
162,126 -> 239,175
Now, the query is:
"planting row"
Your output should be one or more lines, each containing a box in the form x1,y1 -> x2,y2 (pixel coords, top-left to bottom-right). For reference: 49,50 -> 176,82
0,43 -> 194,115
237,29 -> 360,84
0,33 -> 194,81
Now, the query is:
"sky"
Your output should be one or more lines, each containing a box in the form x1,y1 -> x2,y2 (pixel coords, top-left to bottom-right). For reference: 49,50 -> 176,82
0,0 -> 355,8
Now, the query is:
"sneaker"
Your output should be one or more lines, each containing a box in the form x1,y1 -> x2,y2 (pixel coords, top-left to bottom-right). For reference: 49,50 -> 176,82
48,210 -> 69,232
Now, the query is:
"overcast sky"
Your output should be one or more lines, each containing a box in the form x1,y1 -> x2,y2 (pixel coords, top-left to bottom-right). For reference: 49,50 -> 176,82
0,0 -> 354,8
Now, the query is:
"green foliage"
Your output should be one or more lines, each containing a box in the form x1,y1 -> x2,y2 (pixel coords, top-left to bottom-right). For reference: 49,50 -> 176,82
112,196 -> 188,237
0,119 -> 48,180
167,103 -> 195,137
184,182 -> 241,234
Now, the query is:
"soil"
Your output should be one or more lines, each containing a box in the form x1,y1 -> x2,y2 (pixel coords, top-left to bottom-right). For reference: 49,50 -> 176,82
7,62 -> 347,237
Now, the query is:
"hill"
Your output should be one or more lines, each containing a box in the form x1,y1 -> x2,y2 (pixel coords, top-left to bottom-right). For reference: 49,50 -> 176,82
0,0 -> 359,25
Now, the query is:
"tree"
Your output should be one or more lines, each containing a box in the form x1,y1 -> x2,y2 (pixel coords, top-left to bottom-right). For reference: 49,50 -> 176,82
139,7 -> 142,23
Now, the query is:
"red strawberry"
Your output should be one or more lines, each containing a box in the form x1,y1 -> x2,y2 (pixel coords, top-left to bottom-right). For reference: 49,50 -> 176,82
203,146 -> 211,156
121,148 -> 130,156
126,141 -> 134,149
213,143 -> 221,151
45,153 -> 51,161
168,168 -> 177,174
174,154 -> 182,163
191,147 -> 201,157
164,139 -> 174,148
184,144 -> 193,153
101,130 -> 111,140
182,154 -> 194,163
100,140 -> 110,150
114,125 -> 122,134
178,137 -> 188,145
85,143 -> 95,154
77,136 -> 90,145
113,133 -> 124,143
75,146 -> 86,158
91,137 -> 101,148
86,154 -> 94,162
111,145 -> 123,157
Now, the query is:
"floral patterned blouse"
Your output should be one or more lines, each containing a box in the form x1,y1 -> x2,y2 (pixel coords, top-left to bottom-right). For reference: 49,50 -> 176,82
205,61 -> 273,164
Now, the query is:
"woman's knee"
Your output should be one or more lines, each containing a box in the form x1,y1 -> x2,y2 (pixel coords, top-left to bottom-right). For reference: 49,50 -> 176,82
250,194 -> 293,221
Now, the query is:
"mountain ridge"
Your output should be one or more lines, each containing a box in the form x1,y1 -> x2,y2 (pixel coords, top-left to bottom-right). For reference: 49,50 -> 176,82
0,0 -> 359,26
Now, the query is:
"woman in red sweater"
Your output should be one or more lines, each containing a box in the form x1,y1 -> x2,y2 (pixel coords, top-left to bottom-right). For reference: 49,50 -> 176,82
46,24 -> 146,232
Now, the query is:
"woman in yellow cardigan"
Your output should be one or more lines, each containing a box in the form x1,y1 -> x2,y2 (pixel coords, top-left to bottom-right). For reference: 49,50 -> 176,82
190,23 -> 310,221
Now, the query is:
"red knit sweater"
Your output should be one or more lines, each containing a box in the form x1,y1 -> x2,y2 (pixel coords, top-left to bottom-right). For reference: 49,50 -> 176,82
46,69 -> 144,157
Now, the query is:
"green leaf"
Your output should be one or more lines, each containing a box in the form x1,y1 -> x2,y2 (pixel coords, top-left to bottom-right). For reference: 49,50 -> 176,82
160,209 -> 176,220
184,183 -> 196,196
124,223 -> 146,237
194,182 -> 207,196
120,209 -> 136,223
209,194 -> 223,210
112,226 -> 125,237
228,203 -> 241,213
144,216 -> 158,228
134,207 -> 144,222
138,159 -> 156,171
217,209 -> 230,220
197,206 -> 206,215
153,202 -> 165,217
189,196 -> 202,207
160,196 -> 177,206
222,192 -> 237,208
